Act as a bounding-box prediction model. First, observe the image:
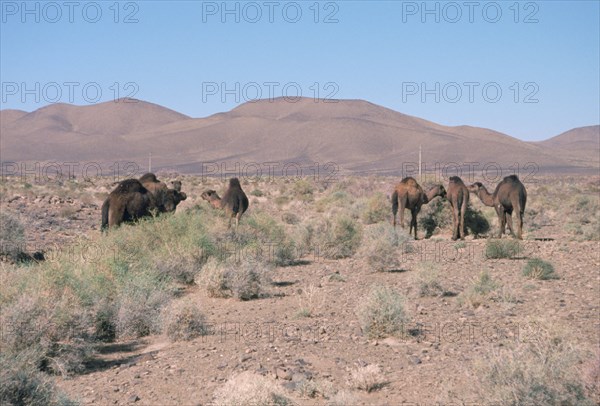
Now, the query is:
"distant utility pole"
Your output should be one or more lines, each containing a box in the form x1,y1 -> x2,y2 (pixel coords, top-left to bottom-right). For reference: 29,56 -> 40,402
148,152 -> 152,173
418,144 -> 422,181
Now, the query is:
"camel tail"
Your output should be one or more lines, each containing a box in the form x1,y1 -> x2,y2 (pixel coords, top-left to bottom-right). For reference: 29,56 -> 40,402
391,190 -> 399,215
101,199 -> 109,232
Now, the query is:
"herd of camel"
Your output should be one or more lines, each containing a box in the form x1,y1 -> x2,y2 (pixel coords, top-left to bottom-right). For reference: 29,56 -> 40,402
101,173 -> 527,240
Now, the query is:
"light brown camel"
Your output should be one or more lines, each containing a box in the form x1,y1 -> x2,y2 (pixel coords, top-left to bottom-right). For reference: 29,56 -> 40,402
391,177 -> 447,239
468,174 -> 527,239
201,178 -> 249,230
447,176 -> 470,240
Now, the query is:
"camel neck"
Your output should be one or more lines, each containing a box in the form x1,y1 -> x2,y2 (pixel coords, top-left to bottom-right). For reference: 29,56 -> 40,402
425,187 -> 439,203
478,187 -> 495,206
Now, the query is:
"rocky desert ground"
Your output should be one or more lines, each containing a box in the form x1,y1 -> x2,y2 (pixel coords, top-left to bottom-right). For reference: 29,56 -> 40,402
1,171 -> 599,406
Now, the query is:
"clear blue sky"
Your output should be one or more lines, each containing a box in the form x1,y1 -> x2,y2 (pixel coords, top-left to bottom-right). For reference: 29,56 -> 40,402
1,1 -> 599,140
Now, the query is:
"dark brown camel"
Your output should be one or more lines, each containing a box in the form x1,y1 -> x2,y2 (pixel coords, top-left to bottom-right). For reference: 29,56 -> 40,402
101,178 -> 186,230
468,175 -> 527,239
201,178 -> 249,230
447,176 -> 470,240
391,177 -> 447,239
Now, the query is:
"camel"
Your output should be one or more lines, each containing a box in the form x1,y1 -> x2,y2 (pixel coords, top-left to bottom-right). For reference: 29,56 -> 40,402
468,174 -> 527,239
201,178 -> 249,230
391,177 -> 447,239
101,178 -> 186,230
446,176 -> 469,240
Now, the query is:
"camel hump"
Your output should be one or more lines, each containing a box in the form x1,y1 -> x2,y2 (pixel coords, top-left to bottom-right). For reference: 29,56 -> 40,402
400,177 -> 418,186
229,177 -> 242,188
504,174 -> 520,183
449,176 -> 464,184
139,173 -> 159,183
115,179 -> 146,194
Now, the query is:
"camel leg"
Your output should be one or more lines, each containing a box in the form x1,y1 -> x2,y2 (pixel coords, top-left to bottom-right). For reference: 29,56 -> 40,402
235,212 -> 242,232
109,203 -> 126,228
399,199 -> 406,229
496,207 -> 506,238
505,213 -> 515,237
451,204 -> 459,241
411,209 -> 419,240
516,210 -> 524,240
460,198 -> 468,240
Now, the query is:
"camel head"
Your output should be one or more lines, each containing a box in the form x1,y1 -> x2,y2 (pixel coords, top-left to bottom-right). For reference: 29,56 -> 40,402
171,180 -> 182,192
468,182 -> 484,194
201,189 -> 222,208
162,189 -> 187,212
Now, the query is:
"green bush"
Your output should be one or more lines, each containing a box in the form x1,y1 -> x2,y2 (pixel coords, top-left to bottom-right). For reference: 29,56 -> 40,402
523,258 -> 558,280
361,193 -> 389,225
301,215 -> 362,259
485,239 -> 522,259
356,285 -> 407,339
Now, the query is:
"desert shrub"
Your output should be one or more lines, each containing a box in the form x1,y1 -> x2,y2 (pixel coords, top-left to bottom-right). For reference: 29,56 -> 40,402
250,189 -> 264,197
296,284 -> 323,318
359,223 -> 409,272
292,178 -> 314,202
315,190 -> 349,213
197,258 -> 272,300
243,211 -> 297,266
309,215 -> 362,259
485,239 -> 522,259
213,371 -> 292,406
523,258 -> 558,280
0,211 -> 26,259
566,195 -> 600,241
0,355 -> 76,406
460,271 -> 498,308
582,352 -> 600,403
464,206 -> 491,237
281,212 -> 300,225
476,325 -> 596,405
0,293 -> 92,375
327,390 -> 357,406
356,285 -> 407,339
419,198 -> 452,238
415,262 -> 444,297
348,364 -> 386,392
360,193 -> 389,224
115,282 -> 171,338
161,300 -> 207,341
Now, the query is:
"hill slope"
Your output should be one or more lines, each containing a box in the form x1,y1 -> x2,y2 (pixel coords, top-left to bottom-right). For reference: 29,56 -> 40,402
1,98 -> 597,174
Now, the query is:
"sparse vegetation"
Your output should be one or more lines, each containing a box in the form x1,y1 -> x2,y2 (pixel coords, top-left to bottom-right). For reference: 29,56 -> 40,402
212,371 -> 292,406
197,257 -> 272,300
356,285 -> 408,339
305,214 -> 362,259
162,300 -> 207,341
360,223 -> 409,272
523,258 -> 558,280
459,271 -> 498,308
348,364 -> 386,392
0,211 -> 26,259
485,239 -> 522,259
360,193 -> 389,224
415,262 -> 445,297
476,324 -> 596,405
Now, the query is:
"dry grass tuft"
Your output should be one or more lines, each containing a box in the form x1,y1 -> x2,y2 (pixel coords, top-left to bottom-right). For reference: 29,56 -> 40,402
348,364 -> 386,392
213,371 -> 293,406
356,285 -> 408,339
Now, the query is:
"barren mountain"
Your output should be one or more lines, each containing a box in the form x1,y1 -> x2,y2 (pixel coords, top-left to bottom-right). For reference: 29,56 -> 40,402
537,125 -> 600,168
1,98 -> 597,174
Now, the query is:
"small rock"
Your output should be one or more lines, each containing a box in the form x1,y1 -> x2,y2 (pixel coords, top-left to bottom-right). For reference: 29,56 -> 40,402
128,394 -> 140,402
408,355 -> 422,365
275,367 -> 292,380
